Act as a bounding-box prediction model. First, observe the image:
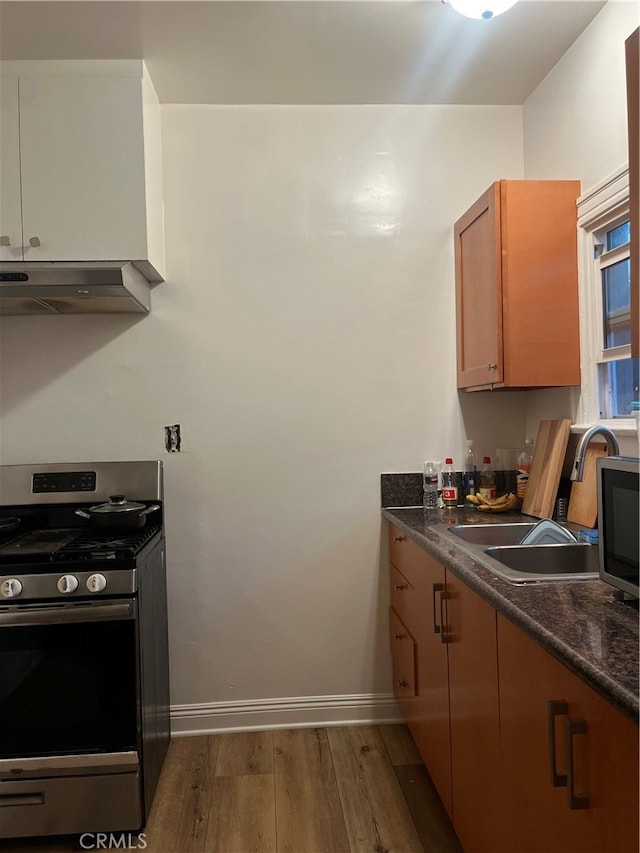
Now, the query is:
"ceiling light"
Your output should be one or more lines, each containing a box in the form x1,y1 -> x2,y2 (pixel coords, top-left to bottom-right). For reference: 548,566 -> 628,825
446,0 -> 519,19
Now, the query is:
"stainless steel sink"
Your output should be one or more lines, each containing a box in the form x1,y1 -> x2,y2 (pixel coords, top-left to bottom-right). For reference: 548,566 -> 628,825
483,543 -> 599,583
443,522 -> 600,583
485,543 -> 599,574
448,523 -> 538,546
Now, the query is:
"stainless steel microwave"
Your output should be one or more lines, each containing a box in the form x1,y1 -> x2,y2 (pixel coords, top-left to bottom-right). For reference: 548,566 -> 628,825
597,455 -> 639,598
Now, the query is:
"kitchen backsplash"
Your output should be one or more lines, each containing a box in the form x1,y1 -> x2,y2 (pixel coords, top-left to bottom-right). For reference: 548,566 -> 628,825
381,470 -> 518,507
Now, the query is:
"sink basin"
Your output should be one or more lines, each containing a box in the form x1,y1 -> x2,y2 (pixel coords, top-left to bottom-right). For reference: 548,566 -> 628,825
483,543 -> 599,583
448,523 -> 538,546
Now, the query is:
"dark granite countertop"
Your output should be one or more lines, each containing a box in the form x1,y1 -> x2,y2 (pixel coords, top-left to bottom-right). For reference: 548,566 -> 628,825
382,506 -> 639,724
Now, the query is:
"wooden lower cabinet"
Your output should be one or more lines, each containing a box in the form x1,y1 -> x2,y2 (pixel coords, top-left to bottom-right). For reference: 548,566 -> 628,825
414,549 -> 452,818
446,574 -> 500,853
498,614 -> 639,853
388,524 -> 499,845
387,524 -> 639,852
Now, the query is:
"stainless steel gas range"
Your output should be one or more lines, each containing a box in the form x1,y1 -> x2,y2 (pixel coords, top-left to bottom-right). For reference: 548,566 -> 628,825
0,461 -> 170,840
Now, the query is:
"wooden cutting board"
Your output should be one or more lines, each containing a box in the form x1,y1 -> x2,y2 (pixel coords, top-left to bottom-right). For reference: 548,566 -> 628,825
521,419 -> 572,519
567,442 -> 608,528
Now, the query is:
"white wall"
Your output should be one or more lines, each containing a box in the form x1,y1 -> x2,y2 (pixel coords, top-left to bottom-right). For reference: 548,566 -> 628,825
0,104 -> 526,727
522,0 -> 640,455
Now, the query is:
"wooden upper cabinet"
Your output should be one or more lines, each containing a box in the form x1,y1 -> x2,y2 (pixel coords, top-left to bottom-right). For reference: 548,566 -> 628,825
626,28 -> 639,358
455,180 -> 581,391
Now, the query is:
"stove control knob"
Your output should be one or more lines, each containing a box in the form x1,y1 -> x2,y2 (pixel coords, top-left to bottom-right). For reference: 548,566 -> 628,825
57,575 -> 79,594
86,573 -> 107,593
1,578 -> 23,599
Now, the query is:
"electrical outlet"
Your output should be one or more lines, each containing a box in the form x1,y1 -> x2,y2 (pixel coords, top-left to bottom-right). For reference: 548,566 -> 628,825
164,424 -> 181,452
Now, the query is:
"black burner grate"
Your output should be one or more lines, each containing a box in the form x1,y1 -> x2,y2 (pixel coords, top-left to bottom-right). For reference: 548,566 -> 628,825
54,525 -> 162,561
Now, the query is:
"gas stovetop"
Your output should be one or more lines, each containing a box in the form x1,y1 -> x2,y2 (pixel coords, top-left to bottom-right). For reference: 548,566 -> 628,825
0,461 -> 165,603
0,525 -> 162,566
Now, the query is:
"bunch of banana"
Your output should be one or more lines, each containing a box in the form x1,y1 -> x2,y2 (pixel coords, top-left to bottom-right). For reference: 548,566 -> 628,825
466,492 -> 519,513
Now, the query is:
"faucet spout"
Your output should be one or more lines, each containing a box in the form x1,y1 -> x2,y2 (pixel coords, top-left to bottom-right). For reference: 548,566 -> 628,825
570,425 -> 620,482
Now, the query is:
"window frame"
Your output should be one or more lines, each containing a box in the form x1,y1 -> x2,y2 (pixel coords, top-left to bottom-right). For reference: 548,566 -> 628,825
576,165 -> 637,434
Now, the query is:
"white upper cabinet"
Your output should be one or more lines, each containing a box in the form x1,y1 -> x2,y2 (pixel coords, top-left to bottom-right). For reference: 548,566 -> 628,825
0,61 -> 165,280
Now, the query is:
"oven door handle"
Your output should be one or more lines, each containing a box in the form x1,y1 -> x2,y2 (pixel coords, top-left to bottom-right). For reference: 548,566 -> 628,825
0,600 -> 135,626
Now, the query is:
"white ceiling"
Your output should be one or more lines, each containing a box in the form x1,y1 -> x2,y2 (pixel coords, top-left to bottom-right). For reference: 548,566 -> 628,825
0,0 -> 608,104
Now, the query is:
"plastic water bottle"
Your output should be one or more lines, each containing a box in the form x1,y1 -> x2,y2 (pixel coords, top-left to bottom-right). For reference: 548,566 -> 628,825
479,456 -> 497,500
464,440 -> 477,499
516,439 -> 533,499
423,461 -> 439,511
442,458 -> 458,509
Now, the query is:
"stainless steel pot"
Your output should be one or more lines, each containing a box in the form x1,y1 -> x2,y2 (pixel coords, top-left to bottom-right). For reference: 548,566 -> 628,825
75,495 -> 160,530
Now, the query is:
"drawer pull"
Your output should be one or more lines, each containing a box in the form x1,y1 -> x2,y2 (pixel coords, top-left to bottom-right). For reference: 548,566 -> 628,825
547,699 -> 568,787
28,236 -> 41,248
393,535 -> 406,543
0,792 -> 44,807
439,590 -> 451,643
565,717 -> 589,810
0,236 -> 10,247
393,632 -> 406,641
394,583 -> 408,592
397,680 -> 410,689
432,582 -> 444,633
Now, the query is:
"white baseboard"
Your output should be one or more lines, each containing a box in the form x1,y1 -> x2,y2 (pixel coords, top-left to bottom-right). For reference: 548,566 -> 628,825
170,692 -> 403,736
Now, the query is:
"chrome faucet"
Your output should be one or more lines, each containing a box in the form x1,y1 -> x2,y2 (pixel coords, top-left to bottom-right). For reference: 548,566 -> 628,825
570,424 -> 620,482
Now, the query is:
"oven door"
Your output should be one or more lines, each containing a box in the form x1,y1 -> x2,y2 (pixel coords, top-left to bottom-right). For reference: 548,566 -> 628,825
0,599 -> 139,761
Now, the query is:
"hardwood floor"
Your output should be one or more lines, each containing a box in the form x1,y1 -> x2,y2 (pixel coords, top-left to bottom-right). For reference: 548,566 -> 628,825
3,725 -> 461,853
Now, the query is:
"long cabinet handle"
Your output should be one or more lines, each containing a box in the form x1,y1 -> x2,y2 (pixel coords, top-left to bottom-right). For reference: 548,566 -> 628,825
547,700 -> 568,787
432,582 -> 444,633
565,717 -> 589,810
439,590 -> 451,644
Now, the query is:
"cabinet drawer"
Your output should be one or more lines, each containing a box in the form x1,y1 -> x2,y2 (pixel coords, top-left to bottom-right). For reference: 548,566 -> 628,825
389,523 -> 431,589
389,607 -> 417,693
390,563 -> 416,623
390,606 -> 419,741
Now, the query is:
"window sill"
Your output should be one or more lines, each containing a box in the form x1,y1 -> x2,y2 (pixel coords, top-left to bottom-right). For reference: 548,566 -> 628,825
571,420 -> 638,438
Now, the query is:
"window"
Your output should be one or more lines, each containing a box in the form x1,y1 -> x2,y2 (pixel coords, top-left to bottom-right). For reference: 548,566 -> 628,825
577,167 -> 639,428
594,218 -> 639,418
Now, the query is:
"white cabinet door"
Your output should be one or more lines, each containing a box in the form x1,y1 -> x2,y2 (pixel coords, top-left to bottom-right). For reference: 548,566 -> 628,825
19,76 -> 149,262
0,77 -> 23,261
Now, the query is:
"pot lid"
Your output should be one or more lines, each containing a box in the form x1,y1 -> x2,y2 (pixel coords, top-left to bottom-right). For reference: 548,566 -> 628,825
89,495 -> 146,514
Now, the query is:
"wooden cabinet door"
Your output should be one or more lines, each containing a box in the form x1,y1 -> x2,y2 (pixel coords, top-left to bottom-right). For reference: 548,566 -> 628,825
499,180 -> 580,388
498,614 -> 639,853
415,551 -> 452,819
18,75 -> 148,262
454,182 -> 503,389
0,77 -> 22,261
446,572 -> 500,853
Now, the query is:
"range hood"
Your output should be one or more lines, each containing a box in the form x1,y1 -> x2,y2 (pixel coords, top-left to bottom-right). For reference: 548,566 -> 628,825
0,262 -> 156,315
